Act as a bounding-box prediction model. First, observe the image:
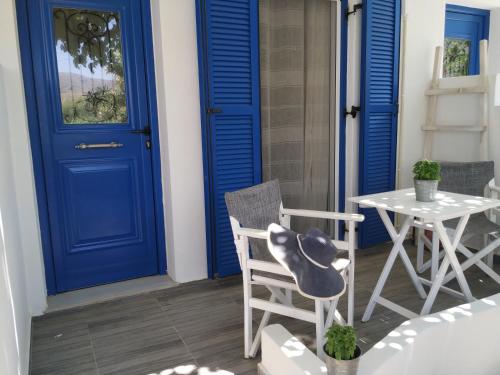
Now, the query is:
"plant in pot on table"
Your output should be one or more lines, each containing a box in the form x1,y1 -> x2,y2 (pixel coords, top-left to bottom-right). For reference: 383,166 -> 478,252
324,324 -> 361,375
413,159 -> 441,202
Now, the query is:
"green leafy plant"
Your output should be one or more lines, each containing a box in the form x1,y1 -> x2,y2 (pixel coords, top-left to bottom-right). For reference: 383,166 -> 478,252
413,160 -> 441,181
324,324 -> 357,360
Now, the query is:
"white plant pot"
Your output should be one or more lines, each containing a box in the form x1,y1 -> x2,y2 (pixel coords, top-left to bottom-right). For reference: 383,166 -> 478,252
414,179 -> 438,202
324,346 -> 361,375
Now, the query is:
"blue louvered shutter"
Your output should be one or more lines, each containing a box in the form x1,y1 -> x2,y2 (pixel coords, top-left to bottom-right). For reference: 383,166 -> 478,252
204,0 -> 262,276
358,0 -> 401,248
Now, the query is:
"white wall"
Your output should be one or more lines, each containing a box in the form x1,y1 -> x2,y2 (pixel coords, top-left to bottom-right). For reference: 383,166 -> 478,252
151,0 -> 208,282
358,294 -> 500,375
0,66 -> 31,374
397,0 -> 446,189
2,1 -> 47,318
262,293 -> 500,375
487,8 -> 500,180
0,0 -> 53,369
0,1 -> 43,373
344,0 -> 363,214
451,0 -> 500,9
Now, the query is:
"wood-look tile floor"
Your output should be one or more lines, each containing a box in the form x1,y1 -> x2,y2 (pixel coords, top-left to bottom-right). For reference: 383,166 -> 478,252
30,242 -> 500,375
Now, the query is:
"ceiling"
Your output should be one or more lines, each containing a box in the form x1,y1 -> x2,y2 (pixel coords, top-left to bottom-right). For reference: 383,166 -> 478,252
448,0 -> 500,10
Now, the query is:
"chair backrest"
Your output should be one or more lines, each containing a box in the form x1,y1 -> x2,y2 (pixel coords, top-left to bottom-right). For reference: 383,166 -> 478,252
225,180 -> 282,263
439,161 -> 494,197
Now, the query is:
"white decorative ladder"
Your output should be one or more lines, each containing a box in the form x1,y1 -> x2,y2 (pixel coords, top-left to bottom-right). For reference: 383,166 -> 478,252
423,40 -> 489,161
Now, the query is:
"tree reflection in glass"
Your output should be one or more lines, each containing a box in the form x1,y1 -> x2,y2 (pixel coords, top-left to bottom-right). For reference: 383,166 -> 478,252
53,8 -> 128,124
443,38 -> 471,78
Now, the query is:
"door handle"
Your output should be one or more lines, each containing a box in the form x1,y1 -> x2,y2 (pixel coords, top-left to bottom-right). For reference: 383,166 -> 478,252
75,142 -> 124,150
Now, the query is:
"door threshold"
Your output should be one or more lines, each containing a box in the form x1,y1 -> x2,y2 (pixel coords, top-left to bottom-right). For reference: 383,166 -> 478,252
46,275 -> 178,313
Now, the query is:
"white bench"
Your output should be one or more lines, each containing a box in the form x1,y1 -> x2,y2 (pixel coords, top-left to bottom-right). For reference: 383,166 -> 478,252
260,292 -> 500,375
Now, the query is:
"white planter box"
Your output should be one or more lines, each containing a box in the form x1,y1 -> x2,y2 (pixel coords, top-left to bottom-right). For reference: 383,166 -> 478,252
260,292 -> 500,375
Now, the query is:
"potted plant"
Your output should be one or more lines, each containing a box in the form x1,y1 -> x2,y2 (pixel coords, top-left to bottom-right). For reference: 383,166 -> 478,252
323,324 -> 361,375
413,160 -> 441,202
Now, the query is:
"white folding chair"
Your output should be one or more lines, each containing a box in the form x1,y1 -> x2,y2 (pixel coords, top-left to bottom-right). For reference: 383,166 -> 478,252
225,180 -> 364,358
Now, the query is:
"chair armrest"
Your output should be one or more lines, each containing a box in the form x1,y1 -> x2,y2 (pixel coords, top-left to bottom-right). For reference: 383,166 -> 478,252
280,208 -> 365,222
236,226 -> 350,251
488,179 -> 500,194
234,227 -> 268,240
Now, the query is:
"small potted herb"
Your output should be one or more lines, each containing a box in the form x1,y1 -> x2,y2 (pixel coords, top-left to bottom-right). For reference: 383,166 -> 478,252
413,160 -> 441,202
323,324 -> 361,375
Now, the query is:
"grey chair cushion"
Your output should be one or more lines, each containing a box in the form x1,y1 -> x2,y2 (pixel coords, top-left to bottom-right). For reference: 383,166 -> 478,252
225,180 -> 282,263
439,161 -> 499,236
439,161 -> 494,197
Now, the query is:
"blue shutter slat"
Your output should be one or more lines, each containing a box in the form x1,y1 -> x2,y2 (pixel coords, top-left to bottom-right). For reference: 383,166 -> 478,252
205,0 -> 261,276
358,0 -> 401,248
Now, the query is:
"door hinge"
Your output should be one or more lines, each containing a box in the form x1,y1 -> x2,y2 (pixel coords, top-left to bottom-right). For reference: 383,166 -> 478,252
345,3 -> 363,20
207,108 -> 222,115
344,106 -> 361,119
394,102 -> 400,116
344,223 -> 359,232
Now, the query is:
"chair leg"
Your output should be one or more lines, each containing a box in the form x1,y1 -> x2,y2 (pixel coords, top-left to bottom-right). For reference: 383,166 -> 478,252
325,298 -> 340,329
243,297 -> 252,358
249,294 -> 276,358
242,267 -> 253,358
348,264 -> 354,326
315,300 -> 325,360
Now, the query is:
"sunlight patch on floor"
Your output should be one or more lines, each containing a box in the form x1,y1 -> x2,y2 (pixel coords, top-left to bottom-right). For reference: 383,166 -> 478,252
148,364 -> 234,375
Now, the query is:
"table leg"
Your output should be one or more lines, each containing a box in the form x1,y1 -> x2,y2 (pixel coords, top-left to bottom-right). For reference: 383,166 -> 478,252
420,257 -> 450,316
362,214 -> 414,322
421,216 -> 472,315
443,239 -> 500,285
431,231 -> 439,281
378,209 -> 427,299
417,227 -> 425,272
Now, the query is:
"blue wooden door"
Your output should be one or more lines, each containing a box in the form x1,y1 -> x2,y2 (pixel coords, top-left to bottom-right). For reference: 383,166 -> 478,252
445,5 -> 490,76
28,0 -> 159,291
197,0 -> 262,277
358,0 -> 401,248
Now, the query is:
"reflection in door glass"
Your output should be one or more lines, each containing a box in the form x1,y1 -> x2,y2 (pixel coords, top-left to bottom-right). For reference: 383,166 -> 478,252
53,8 -> 128,124
443,38 -> 471,77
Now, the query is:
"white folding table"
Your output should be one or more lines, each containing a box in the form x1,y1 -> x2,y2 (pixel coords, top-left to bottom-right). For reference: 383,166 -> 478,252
349,188 -> 500,321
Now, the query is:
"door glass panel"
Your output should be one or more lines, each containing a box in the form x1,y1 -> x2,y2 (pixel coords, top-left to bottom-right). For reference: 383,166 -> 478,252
53,8 -> 128,124
444,38 -> 471,77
